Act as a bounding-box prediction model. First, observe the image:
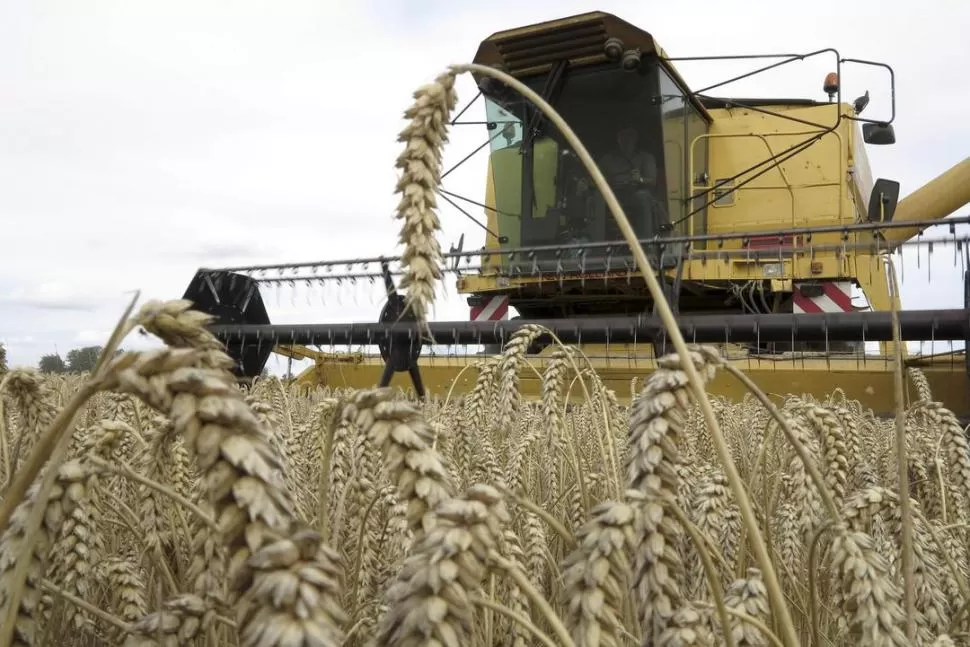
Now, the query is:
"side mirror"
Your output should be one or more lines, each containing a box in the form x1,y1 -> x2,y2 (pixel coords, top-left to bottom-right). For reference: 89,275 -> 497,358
866,178 -> 900,222
863,122 -> 896,145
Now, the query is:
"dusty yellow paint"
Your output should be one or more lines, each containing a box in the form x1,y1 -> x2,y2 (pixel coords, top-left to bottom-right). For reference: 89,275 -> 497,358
283,12 -> 970,415
287,349 -> 969,418
472,101 -> 905,302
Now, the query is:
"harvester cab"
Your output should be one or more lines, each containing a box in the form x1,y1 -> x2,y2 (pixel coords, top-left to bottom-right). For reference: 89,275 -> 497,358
472,20 -> 701,279
183,11 -> 970,418
461,13 -> 912,326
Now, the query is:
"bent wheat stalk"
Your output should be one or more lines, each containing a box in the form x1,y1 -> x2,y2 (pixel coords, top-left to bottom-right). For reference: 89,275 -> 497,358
888,256 -> 917,642
447,62 -> 798,647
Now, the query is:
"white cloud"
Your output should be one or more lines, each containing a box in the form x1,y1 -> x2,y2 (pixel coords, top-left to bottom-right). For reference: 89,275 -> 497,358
74,329 -> 112,344
1,0 -> 968,372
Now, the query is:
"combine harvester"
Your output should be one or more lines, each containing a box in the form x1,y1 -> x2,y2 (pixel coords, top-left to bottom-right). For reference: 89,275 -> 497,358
183,11 -> 970,417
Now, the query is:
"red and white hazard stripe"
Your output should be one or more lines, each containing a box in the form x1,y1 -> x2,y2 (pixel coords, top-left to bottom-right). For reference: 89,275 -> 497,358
470,295 -> 509,321
792,282 -> 853,314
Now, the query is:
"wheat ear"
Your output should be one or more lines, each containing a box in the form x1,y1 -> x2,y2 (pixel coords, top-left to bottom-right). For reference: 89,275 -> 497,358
104,301 -> 349,646
374,484 -> 508,646
394,71 -> 458,330
561,491 -> 642,647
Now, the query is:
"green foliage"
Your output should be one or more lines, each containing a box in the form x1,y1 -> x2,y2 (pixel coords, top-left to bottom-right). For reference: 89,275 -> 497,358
66,346 -> 103,373
63,346 -> 123,373
39,353 -> 67,374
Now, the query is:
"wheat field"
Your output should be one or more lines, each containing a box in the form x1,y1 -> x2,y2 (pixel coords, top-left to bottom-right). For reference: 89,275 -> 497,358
0,300 -> 966,647
0,66 -> 963,647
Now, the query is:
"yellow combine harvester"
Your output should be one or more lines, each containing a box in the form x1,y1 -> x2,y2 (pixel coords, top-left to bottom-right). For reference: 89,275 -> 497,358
183,11 -> 970,417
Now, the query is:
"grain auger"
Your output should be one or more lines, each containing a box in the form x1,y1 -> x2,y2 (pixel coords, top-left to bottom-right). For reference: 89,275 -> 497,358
182,11 -> 970,418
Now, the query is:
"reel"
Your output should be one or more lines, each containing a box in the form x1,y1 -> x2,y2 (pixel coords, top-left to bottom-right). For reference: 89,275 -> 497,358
376,260 -> 425,397
181,269 -> 272,381
187,213 -> 970,386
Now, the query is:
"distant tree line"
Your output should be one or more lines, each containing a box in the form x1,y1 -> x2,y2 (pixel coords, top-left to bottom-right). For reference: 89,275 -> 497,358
0,343 -> 269,377
36,346 -> 269,377
38,345 -> 124,374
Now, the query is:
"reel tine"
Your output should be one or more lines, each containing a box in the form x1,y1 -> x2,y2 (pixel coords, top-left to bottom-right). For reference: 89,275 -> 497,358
898,243 -> 905,284
916,232 -> 922,275
604,321 -> 611,370
824,324 -> 831,372
579,248 -> 587,291
928,239 -> 933,282
629,320 -> 636,372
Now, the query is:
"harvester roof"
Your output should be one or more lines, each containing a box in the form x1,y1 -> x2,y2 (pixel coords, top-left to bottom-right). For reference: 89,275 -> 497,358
472,11 -> 663,78
470,10 -> 711,120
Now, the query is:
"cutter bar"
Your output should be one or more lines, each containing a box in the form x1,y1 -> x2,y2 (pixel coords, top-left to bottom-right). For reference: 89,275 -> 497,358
295,352 -> 970,420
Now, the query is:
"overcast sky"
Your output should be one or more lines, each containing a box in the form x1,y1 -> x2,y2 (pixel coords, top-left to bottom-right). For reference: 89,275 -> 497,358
1,0 -> 968,374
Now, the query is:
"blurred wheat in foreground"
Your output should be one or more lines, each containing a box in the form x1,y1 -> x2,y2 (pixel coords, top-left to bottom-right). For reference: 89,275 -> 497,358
0,299 -> 966,647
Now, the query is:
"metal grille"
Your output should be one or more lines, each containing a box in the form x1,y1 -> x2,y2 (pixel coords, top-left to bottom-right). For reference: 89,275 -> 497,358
494,20 -> 608,76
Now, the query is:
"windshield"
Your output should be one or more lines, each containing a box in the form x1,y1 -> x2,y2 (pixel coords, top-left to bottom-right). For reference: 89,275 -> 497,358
484,98 -> 523,153
482,60 -> 675,269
